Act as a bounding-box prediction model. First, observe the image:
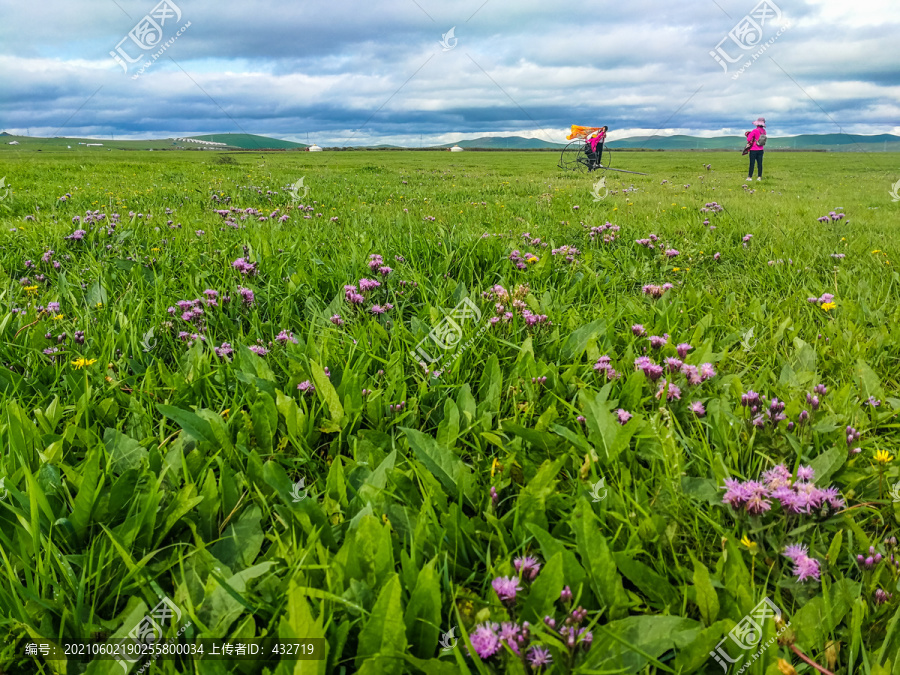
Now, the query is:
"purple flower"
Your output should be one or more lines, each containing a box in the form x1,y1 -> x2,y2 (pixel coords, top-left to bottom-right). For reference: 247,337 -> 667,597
690,401 -> 706,416
631,324 -> 646,336
699,363 -> 716,381
664,248 -> 679,258
378,266 -> 393,276
358,278 -> 381,292
796,465 -> 815,482
215,343 -> 233,359
491,486 -> 499,508
369,304 -> 387,315
492,576 -> 523,605
513,556 -> 542,581
676,343 -> 692,358
616,409 -> 632,424
248,345 -> 268,356
469,624 -> 500,659
330,314 -> 344,325
783,543 -> 808,563
47,302 -> 61,313
527,646 -> 553,668
656,380 -> 682,401
664,357 -> 683,373
794,556 -> 821,583
275,330 -> 298,344
649,334 -> 668,349
297,380 -> 315,394
237,286 -> 255,305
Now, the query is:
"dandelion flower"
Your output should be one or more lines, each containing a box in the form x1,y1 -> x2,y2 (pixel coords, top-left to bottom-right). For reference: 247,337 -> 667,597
71,357 -> 97,369
821,302 -> 836,311
874,449 -> 894,464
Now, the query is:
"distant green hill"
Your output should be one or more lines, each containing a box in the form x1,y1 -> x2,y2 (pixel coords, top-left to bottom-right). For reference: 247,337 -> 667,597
188,133 -> 307,150
436,136 -> 565,150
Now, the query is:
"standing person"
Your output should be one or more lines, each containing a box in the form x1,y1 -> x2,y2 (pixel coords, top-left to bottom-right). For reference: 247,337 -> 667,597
586,126 -> 608,170
745,117 -> 767,181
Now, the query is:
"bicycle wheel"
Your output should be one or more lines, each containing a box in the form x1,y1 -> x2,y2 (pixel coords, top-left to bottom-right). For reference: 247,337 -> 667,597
558,141 -> 590,172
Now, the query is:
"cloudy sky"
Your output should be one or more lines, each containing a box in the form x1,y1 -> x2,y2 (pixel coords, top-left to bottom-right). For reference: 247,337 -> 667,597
0,0 -> 898,145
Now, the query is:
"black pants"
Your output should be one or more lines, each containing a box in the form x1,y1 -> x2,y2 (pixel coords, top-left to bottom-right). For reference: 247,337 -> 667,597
748,150 -> 763,177
586,143 -> 603,168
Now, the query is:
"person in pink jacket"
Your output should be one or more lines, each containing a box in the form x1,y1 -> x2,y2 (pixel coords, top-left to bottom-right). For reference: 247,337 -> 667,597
745,117 -> 767,181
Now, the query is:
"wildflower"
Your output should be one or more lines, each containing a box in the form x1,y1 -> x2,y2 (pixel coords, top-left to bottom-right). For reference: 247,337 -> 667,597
71,357 -> 97,369
358,278 -> 381,292
527,646 -> 553,668
491,486 -> 499,508
469,624 -> 500,659
560,586 -> 573,602
369,305 -> 387,315
237,286 -> 255,305
796,465 -> 815,482
330,314 -> 344,326
664,248 -> 679,258
649,334 -> 668,349
874,449 -> 894,464
513,556 -> 542,581
875,589 -> 892,605
616,409 -> 632,424
492,576 -> 522,606
676,343 -> 692,358
248,345 -> 268,356
821,302 -> 836,312
690,401 -> 706,416
631,324 -> 646,336
740,535 -> 758,554
275,330 -> 298,344
215,343 -> 234,359
297,380 -> 315,394
699,363 -> 716,381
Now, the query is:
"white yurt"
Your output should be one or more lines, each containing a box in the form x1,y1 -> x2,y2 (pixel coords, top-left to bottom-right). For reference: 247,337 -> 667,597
308,144 -> 323,152
449,145 -> 463,152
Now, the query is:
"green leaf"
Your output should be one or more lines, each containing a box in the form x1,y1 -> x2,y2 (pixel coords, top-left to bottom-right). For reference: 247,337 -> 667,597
210,505 -> 263,570
70,444 -> 104,540
436,398 -> 460,450
402,428 -> 474,504
583,615 -> 701,672
311,359 -> 344,428
515,460 -> 562,531
613,553 -> 680,609
809,446 -> 846,486
157,404 -> 217,445
560,319 -> 606,361
571,499 -> 629,619
522,551 -> 566,622
479,354 -> 502,412
250,392 -> 278,453
792,578 -> 860,649
103,427 -> 147,474
404,559 -> 442,659
691,555 -> 720,626
855,358 -> 884,399
356,574 -> 407,672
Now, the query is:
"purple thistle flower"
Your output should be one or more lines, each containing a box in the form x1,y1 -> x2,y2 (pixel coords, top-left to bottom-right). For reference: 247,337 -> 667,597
469,624 -> 501,659
649,334 -> 668,349
631,324 -> 646,336
358,278 -> 381,292
796,465 -> 815,482
330,314 -> 344,325
490,486 -> 499,508
690,401 -> 706,416
527,646 -> 553,668
656,380 -> 682,401
513,556 -> 542,581
237,286 -> 255,305
783,543 -> 808,563
492,576 -> 523,606
676,343 -> 692,358
664,357 -> 683,373
699,363 -> 716,381
616,409 -> 632,424
297,380 -> 315,394
248,345 -> 268,356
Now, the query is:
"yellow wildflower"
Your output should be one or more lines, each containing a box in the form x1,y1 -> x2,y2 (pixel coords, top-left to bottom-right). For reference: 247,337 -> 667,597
821,302 -> 836,312
673,267 -> 681,272
52,314 -> 64,321
527,256 -> 538,264
740,535 -> 758,554
24,285 -> 39,295
872,250 -> 881,254
72,358 -> 97,369
151,247 -> 160,252
491,458 -> 499,478
874,449 -> 893,464
96,302 -> 103,308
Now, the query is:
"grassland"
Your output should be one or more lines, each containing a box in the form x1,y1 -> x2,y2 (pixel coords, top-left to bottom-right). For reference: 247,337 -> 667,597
0,148 -> 899,674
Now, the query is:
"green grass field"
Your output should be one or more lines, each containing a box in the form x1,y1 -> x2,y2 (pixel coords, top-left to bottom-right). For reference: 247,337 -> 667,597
0,149 -> 899,674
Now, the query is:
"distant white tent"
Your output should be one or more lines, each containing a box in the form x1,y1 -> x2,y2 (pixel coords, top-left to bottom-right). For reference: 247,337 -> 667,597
8,141 -> 19,145
308,144 -> 323,152
449,145 -> 463,152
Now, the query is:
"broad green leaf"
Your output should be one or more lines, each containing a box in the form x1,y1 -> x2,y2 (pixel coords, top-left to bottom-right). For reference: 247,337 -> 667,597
402,427 -> 474,504
103,427 -> 147,474
560,319 -> 606,361
809,446 -> 846,486
792,578 -> 860,649
311,359 -> 344,428
691,555 -> 720,626
210,505 -> 263,570
356,574 -> 407,672
613,553 -> 680,609
157,404 -> 217,445
404,559 -> 442,659
571,499 -> 628,619
522,551 -> 566,622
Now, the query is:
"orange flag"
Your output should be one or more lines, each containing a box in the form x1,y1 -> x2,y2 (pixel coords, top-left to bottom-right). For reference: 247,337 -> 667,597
566,125 -> 602,140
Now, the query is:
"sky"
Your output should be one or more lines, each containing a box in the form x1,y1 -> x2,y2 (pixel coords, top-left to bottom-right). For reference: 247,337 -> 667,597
0,0 -> 898,146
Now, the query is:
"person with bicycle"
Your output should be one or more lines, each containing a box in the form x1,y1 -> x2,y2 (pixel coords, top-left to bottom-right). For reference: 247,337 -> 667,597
586,126 -> 608,171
